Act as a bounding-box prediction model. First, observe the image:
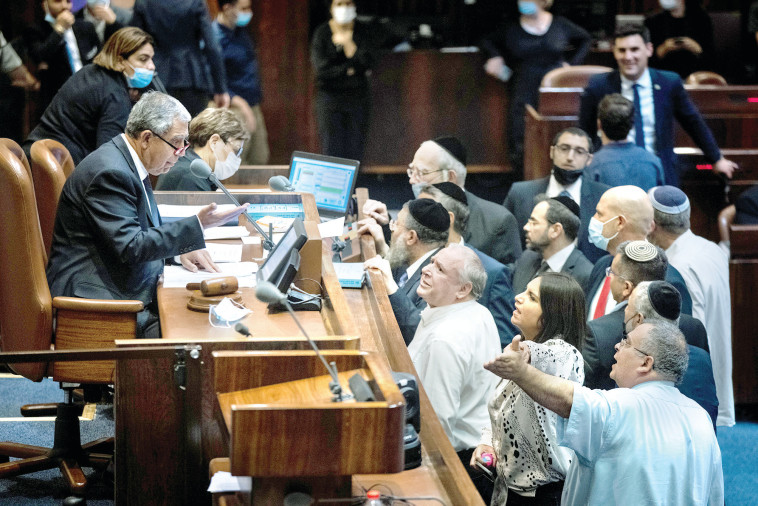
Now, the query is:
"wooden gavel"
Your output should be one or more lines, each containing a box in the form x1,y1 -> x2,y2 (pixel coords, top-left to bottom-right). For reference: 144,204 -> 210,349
185,276 -> 239,296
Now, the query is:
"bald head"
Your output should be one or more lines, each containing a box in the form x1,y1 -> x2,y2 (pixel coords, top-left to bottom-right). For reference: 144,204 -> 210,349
595,186 -> 654,251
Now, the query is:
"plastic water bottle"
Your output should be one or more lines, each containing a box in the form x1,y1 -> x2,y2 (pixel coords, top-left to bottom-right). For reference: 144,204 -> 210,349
365,489 -> 383,505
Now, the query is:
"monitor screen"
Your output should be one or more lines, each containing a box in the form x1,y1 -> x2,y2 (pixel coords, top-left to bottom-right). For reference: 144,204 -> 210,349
257,218 -> 307,285
288,151 -> 360,217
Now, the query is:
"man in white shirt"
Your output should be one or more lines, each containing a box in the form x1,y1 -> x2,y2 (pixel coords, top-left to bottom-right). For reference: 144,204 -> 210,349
647,185 -> 734,427
485,321 -> 724,506
408,244 -> 501,464
511,195 -> 593,294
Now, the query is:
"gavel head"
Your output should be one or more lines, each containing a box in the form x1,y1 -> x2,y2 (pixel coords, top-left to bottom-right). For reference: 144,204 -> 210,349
200,276 -> 239,296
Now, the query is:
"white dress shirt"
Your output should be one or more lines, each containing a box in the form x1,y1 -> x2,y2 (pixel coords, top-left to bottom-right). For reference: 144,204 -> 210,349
546,174 -> 582,204
544,242 -> 577,273
621,69 -> 657,154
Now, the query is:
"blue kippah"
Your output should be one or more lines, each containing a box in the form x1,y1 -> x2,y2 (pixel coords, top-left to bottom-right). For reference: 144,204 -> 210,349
648,186 -> 690,214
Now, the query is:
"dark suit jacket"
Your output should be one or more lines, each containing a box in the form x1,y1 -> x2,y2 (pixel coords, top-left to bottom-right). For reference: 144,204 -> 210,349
583,308 -> 718,429
465,191 -> 522,265
131,0 -> 227,94
735,184 -> 758,225
584,255 -> 693,318
503,176 -> 609,264
512,247 -> 594,295
389,246 -> 518,347
579,68 -> 721,187
24,64 -> 166,165
23,18 -> 101,110
46,135 -> 206,318
155,149 -> 216,191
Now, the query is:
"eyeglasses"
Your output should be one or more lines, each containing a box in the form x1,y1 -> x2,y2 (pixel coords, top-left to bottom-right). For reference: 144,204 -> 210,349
554,144 -> 589,157
619,335 -> 651,357
152,131 -> 190,156
605,266 -> 628,280
407,165 -> 445,178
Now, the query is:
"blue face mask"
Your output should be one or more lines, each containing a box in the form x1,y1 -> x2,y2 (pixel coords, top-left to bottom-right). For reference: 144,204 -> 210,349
518,1 -> 539,15
125,65 -> 154,89
588,215 -> 620,251
235,11 -> 252,27
45,13 -> 57,25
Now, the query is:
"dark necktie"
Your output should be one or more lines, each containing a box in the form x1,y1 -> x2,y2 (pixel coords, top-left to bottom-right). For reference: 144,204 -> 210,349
533,261 -> 550,280
142,176 -> 160,226
633,83 -> 645,148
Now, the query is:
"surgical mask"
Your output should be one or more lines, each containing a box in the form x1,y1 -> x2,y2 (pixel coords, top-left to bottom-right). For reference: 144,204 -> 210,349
518,1 -> 538,15
235,11 -> 252,27
209,298 -> 251,328
659,0 -> 678,10
332,5 -> 357,24
87,0 -> 110,7
124,62 -> 154,89
588,215 -> 620,251
552,165 -> 583,186
411,183 -> 425,198
213,141 -> 242,180
45,13 -> 57,24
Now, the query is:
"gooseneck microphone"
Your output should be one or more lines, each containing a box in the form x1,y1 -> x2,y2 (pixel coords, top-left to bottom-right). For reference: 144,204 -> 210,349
190,158 -> 275,250
255,281 -> 351,402
268,175 -> 295,192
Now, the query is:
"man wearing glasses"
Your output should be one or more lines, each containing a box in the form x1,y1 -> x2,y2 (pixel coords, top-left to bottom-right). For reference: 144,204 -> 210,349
47,92 -> 249,339
504,127 -> 610,264
485,320 -> 724,505
362,136 -> 522,265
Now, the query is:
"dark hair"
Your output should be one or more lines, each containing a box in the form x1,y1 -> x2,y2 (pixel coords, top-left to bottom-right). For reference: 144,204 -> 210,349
218,0 -> 238,7
419,184 -> 469,237
401,201 -> 449,248
598,94 -> 634,141
615,241 -> 668,285
539,195 -> 581,241
551,127 -> 594,154
534,272 -> 586,351
614,24 -> 651,44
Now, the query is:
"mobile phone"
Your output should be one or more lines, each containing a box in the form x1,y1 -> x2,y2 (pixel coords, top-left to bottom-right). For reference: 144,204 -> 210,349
476,461 -> 495,482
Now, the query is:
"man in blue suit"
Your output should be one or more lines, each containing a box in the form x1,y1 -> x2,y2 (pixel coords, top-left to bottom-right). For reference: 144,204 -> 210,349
504,127 -> 609,264
578,24 -> 736,187
46,92 -> 249,338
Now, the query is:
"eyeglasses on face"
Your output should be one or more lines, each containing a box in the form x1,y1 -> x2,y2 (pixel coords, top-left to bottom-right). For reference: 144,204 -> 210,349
554,144 -> 589,157
619,335 -> 650,357
407,165 -> 445,178
605,266 -> 628,280
151,131 -> 190,156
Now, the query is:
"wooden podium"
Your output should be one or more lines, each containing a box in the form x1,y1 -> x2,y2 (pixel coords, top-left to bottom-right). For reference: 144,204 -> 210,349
213,350 -> 405,502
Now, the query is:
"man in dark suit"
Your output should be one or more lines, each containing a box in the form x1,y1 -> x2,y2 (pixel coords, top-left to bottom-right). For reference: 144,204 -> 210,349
46,92 -> 249,338
418,182 -> 518,347
512,195 -> 593,294
363,199 -> 450,344
23,0 -> 101,111
363,136 -> 522,264
503,127 -> 609,264
735,184 -> 758,225
578,24 -> 736,187
584,242 -> 706,390
584,185 -> 692,319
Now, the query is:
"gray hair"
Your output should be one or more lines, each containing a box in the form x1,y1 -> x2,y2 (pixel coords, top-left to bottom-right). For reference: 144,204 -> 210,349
447,244 -> 487,300
653,207 -> 690,235
125,91 -> 191,138
401,201 -> 449,248
420,140 -> 467,187
639,320 -> 689,384
634,281 -> 680,325
536,193 -> 581,241
419,184 -> 469,237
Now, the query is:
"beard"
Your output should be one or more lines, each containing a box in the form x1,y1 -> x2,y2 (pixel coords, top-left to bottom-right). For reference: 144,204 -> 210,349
387,238 -> 412,271
526,231 -> 550,254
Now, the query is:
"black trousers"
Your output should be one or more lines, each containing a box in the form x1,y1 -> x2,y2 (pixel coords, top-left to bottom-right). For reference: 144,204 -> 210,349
314,89 -> 370,162
457,447 -> 495,504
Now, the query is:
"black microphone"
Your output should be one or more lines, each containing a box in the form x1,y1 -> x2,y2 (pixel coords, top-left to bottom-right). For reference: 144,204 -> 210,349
234,322 -> 252,337
255,281 -> 351,402
190,158 -> 275,251
268,175 -> 295,192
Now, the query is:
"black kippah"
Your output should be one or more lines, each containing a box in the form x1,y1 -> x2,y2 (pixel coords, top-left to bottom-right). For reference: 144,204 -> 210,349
549,195 -> 580,219
648,281 -> 681,321
433,182 -> 468,206
408,198 -> 450,233
432,136 -> 467,166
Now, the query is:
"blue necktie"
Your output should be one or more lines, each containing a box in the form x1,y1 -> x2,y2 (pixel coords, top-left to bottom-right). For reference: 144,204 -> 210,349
397,271 -> 409,288
633,83 -> 645,149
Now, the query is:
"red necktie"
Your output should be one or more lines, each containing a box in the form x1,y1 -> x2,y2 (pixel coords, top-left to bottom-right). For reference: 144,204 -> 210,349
592,276 -> 611,320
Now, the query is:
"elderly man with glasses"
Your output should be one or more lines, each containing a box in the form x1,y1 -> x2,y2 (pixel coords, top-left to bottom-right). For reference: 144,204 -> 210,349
485,320 -> 724,505
46,92 -> 248,339
361,136 -> 522,265
504,127 -> 610,264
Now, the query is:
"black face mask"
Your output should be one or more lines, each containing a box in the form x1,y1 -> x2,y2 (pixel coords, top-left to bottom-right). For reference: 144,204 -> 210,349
552,165 -> 583,186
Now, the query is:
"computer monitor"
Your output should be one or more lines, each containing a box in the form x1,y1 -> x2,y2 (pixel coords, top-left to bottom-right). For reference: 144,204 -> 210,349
288,151 -> 360,220
256,218 -> 308,289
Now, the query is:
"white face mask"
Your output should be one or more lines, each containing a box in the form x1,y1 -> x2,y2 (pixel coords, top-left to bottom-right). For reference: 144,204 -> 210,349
332,5 -> 357,24
659,0 -> 678,10
212,140 -> 242,180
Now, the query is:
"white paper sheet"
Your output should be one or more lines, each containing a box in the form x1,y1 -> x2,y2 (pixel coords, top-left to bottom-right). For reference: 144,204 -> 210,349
317,217 -> 345,238
205,243 -> 243,263
203,226 -> 250,240
163,262 -> 258,288
207,471 -> 252,493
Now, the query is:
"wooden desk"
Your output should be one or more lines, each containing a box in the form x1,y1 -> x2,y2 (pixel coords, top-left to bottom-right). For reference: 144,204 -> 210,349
729,225 -> 758,404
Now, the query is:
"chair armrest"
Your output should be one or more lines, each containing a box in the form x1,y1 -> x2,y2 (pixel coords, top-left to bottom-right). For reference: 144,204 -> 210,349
53,297 -> 144,313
